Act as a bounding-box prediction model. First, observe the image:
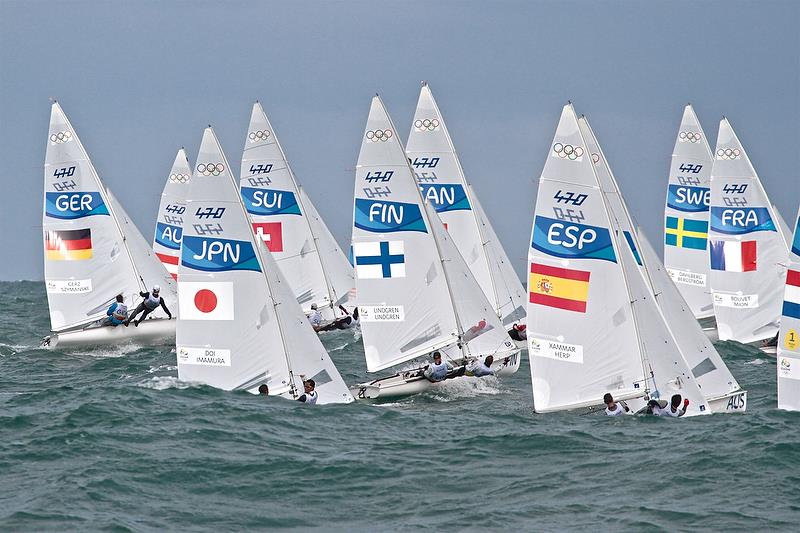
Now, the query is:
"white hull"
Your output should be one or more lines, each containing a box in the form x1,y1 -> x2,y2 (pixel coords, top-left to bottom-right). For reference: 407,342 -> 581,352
351,351 -> 521,400
707,389 -> 748,413
42,317 -> 175,349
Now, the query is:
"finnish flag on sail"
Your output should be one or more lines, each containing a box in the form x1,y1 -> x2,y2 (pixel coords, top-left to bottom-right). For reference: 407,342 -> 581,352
353,241 -> 405,279
709,240 -> 757,272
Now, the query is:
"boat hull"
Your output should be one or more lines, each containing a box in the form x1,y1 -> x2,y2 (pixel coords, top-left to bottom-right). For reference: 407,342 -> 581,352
351,350 -> 521,400
707,390 -> 747,413
42,318 -> 176,349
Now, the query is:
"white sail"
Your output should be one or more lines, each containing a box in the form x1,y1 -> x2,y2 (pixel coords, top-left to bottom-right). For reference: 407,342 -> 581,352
580,115 -> 737,411
43,102 -> 148,331
177,127 -> 352,404
353,96 -> 459,371
406,83 -> 526,325
527,104 -> 647,412
708,118 -> 788,343
153,149 -> 192,280
240,102 -> 354,320
663,105 -> 715,319
778,206 -> 800,411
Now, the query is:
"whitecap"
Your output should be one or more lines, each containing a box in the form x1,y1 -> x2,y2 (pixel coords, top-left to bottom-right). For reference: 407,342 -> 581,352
137,376 -> 192,390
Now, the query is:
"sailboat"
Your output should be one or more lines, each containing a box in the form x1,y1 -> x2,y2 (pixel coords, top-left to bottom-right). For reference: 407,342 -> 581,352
350,96 -> 519,400
176,127 -> 353,404
663,105 -> 715,320
405,83 -> 526,335
708,118 -> 789,344
778,204 -> 800,410
41,102 -> 176,348
239,102 -> 355,323
153,149 -> 191,280
580,114 -> 746,413
527,104 -> 710,416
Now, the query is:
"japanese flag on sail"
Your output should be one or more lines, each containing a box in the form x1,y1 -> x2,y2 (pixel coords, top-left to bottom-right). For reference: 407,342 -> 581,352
179,281 -> 234,320
252,222 -> 283,252
710,240 -> 757,272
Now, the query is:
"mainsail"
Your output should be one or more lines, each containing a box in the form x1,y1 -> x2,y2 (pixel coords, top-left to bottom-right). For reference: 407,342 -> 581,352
177,127 -> 352,404
778,206 -> 800,411
580,115 -> 740,408
240,102 -> 354,320
663,105 -> 715,318
153,149 -> 192,280
708,118 -> 788,343
406,83 -> 526,325
353,96 -> 515,373
527,104 -> 708,415
43,102 -> 176,332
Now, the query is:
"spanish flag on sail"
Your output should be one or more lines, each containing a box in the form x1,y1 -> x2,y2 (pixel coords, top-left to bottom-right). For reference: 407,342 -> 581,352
44,229 -> 93,261
529,263 -> 590,313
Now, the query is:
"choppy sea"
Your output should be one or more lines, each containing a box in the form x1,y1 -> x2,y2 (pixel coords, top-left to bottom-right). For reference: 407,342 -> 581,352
1,281 -> 798,531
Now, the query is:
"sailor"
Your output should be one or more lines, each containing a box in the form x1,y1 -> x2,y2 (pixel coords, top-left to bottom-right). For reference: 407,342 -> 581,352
101,294 -> 128,327
603,393 -> 630,417
508,323 -> 527,342
423,351 -> 453,382
466,355 -> 495,377
296,379 -> 318,404
648,394 -> 689,417
258,384 -> 269,396
125,285 -> 172,327
307,303 -> 323,331
318,305 -> 360,332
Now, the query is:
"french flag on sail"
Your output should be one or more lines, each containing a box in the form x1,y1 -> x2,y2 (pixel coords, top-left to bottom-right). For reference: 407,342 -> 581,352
710,240 -> 757,272
783,270 -> 800,320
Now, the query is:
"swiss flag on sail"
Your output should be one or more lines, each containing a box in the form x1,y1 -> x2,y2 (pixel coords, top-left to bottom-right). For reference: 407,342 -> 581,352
178,282 -> 234,320
252,222 -> 283,252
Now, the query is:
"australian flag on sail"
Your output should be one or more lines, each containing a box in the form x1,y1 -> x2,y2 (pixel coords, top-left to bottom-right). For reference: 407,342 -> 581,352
45,192 -> 109,219
181,236 -> 261,273
240,188 -> 302,216
353,241 -> 405,279
783,270 -> 800,319
354,199 -> 427,233
418,184 -> 470,212
154,222 -> 182,250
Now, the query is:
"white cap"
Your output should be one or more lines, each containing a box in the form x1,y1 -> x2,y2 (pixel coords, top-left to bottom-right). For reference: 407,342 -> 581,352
152,285 -> 161,293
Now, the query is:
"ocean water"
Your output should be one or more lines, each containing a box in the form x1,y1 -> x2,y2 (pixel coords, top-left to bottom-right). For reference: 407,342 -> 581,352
1,281 -> 798,532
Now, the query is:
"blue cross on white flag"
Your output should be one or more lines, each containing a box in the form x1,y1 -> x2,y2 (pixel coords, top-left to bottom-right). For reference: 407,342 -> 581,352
353,241 -> 405,279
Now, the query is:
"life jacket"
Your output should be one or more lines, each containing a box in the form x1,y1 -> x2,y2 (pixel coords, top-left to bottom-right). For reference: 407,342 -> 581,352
112,303 -> 128,321
304,390 -> 318,405
428,361 -> 449,381
144,294 -> 161,310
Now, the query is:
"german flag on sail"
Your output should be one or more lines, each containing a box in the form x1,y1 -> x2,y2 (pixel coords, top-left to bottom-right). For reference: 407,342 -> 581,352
529,263 -> 590,313
44,228 -> 92,261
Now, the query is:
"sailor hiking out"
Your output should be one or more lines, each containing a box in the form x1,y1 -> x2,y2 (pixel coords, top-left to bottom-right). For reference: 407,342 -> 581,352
101,294 -> 128,327
466,355 -> 495,377
603,393 -> 630,417
125,285 -> 172,327
648,395 -> 689,417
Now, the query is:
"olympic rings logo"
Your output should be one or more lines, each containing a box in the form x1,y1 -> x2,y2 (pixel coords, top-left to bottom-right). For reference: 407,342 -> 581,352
366,129 -> 393,142
248,130 -> 271,143
679,131 -> 702,143
716,148 -> 741,160
591,153 -> 601,163
49,131 -> 73,144
414,118 -> 440,132
169,173 -> 190,184
196,162 -> 225,176
552,143 -> 584,160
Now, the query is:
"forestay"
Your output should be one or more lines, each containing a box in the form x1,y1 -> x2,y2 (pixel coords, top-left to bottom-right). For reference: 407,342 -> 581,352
153,149 -> 192,280
708,118 -> 788,343
778,206 -> 800,411
240,102 -> 354,320
663,105 -> 715,318
527,104 -> 646,413
406,83 -> 526,325
177,127 -> 352,404
580,116 -> 734,409
43,103 -> 168,331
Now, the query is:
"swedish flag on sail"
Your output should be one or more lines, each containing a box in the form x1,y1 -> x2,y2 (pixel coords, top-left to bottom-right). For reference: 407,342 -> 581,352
665,216 -> 707,250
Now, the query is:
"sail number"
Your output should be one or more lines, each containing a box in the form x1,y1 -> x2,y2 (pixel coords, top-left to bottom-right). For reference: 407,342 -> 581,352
678,163 -> 703,174
553,190 -> 587,206
722,184 -> 748,194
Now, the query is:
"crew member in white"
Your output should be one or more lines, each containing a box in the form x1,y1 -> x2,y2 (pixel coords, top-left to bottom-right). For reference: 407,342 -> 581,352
307,303 -> 323,331
603,393 -> 630,417
297,379 -> 318,405
648,394 -> 689,417
423,351 -> 453,382
466,355 -> 495,377
125,285 -> 172,326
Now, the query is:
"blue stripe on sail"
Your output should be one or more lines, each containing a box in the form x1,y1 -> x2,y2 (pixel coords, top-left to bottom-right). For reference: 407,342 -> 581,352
783,301 -> 800,320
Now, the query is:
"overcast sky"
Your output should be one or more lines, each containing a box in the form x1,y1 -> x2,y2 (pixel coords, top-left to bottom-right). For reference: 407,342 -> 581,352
1,0 -> 798,281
